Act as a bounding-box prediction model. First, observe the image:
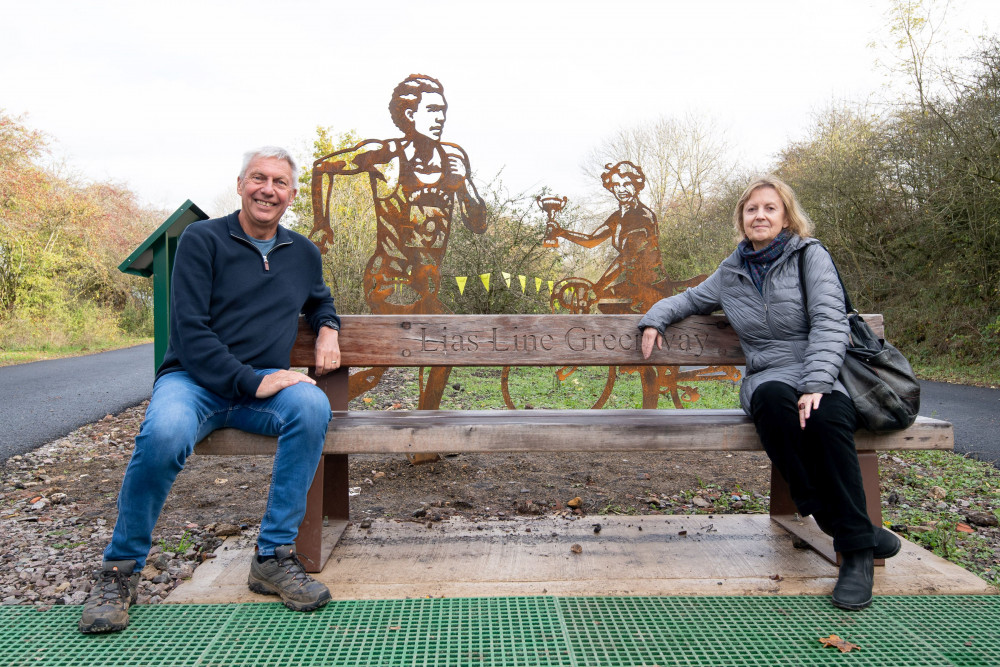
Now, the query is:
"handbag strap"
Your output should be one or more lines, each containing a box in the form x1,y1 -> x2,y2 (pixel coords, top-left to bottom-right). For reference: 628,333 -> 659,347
798,241 -> 856,325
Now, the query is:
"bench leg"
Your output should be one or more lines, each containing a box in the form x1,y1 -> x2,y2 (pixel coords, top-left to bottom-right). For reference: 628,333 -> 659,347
296,462 -> 327,572
294,367 -> 351,573
294,454 -> 351,573
858,451 -> 883,530
324,453 -> 350,522
770,451 -> 885,567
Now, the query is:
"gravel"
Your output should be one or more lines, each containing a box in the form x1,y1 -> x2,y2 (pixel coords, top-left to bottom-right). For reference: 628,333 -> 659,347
0,405 -> 249,607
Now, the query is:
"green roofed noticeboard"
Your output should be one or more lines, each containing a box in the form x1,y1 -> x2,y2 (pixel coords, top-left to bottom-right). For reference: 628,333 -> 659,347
119,200 -> 208,372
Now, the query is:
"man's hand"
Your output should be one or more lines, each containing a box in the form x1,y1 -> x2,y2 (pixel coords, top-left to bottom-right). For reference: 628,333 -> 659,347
641,327 -> 663,359
798,392 -> 823,429
256,370 -> 316,398
314,327 -> 341,376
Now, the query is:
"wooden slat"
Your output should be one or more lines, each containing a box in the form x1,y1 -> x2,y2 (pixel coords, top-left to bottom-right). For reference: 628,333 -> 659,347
291,314 -> 886,367
197,412 -> 952,456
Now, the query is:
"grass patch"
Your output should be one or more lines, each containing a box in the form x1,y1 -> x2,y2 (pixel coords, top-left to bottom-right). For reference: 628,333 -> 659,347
0,337 -> 152,367
911,359 -> 1000,389
438,366 -> 741,410
52,541 -> 87,550
599,503 -> 642,516
158,530 -> 196,555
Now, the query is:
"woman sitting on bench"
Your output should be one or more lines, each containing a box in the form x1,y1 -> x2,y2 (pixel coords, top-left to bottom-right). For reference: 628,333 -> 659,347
638,176 -> 900,611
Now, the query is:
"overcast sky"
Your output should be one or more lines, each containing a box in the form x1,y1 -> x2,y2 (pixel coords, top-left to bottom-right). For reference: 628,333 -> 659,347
3,0 -> 998,215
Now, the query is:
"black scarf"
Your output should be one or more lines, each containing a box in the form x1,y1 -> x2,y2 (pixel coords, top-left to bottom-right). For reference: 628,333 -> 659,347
738,229 -> 792,294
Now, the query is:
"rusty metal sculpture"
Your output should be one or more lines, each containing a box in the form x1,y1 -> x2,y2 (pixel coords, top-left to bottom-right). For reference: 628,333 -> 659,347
502,161 -> 740,409
310,74 -> 487,421
536,195 -> 567,248
309,76 -> 735,421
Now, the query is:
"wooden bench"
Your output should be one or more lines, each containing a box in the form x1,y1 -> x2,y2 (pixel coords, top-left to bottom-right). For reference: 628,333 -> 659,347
196,314 -> 954,572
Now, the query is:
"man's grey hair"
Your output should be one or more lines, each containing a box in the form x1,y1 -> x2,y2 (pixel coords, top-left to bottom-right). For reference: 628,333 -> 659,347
239,146 -> 298,180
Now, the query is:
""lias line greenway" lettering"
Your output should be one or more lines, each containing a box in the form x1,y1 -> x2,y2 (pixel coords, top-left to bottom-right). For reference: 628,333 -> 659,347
405,326 -> 708,357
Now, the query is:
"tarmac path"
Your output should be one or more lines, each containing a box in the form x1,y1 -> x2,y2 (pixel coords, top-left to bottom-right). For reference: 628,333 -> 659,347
0,343 -> 153,461
919,379 -> 1000,464
0,345 -> 997,464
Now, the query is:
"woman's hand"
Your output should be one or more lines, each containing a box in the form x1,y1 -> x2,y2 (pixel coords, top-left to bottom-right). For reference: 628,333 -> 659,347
798,392 -> 823,429
641,327 -> 663,359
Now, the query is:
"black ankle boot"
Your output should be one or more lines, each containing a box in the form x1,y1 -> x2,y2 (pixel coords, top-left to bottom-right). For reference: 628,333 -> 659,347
832,548 -> 874,610
816,516 -> 901,561
873,528 -> 901,559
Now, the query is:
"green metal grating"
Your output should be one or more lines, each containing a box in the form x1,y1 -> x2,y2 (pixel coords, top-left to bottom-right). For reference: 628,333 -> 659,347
2,596 -> 999,666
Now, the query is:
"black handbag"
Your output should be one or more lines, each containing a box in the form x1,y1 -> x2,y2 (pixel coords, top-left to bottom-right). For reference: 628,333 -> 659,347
798,244 -> 920,433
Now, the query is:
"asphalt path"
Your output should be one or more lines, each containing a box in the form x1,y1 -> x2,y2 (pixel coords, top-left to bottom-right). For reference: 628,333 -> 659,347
0,344 -> 153,461
1,348 -> 997,466
919,379 -> 1000,464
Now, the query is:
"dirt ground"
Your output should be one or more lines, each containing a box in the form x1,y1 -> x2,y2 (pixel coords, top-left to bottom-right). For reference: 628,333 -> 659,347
48,413 -> 774,535
9,367 -> 773,539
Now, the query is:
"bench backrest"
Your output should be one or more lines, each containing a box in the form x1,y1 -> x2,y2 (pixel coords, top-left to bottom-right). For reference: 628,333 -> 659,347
291,314 -> 884,368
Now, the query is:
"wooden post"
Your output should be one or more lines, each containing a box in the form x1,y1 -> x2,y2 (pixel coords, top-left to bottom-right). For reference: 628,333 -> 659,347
150,235 -> 177,372
295,365 -> 350,572
118,200 -> 208,373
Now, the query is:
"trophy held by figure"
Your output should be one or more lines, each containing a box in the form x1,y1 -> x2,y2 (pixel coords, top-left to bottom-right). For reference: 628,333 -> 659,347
536,195 -> 567,248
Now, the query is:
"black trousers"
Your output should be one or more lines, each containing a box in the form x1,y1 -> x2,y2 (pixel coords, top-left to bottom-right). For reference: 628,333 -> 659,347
749,381 -> 876,553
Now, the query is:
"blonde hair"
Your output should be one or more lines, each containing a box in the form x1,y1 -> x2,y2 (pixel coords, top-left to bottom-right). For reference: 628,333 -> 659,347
732,176 -> 813,240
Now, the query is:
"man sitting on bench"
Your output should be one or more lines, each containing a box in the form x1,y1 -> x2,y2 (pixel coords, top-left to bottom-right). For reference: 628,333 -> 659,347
79,146 -> 342,634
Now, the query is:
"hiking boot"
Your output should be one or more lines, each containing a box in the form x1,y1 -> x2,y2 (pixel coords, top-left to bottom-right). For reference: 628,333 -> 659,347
78,560 -> 140,634
831,548 -> 874,611
248,545 -> 331,612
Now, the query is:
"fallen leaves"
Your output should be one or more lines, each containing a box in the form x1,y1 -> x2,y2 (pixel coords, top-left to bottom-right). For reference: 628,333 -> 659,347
818,634 -> 860,653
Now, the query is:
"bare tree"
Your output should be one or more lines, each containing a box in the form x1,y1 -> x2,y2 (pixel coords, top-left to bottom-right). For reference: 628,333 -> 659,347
879,0 -> 953,114
583,113 -> 739,277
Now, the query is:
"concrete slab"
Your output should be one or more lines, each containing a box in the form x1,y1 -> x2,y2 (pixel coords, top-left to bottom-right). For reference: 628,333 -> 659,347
166,515 -> 994,605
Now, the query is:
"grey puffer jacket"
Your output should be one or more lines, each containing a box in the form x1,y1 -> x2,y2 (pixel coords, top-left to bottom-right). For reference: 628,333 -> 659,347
638,235 -> 849,414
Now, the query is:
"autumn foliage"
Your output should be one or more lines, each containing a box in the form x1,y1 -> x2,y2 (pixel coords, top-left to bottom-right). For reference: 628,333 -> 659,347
0,111 -> 162,352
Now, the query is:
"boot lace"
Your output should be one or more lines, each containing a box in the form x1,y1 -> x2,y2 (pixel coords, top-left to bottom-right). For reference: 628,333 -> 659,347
92,567 -> 132,604
275,551 -> 314,587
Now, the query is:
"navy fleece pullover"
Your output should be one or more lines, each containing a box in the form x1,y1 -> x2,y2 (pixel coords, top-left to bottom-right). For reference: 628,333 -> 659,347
155,212 -> 340,399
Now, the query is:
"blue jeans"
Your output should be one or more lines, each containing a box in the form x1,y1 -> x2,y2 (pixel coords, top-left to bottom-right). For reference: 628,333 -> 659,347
104,370 -> 331,566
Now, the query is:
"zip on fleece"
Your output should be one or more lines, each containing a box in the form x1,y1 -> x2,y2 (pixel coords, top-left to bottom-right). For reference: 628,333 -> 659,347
230,232 -> 291,272
260,242 -> 291,271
